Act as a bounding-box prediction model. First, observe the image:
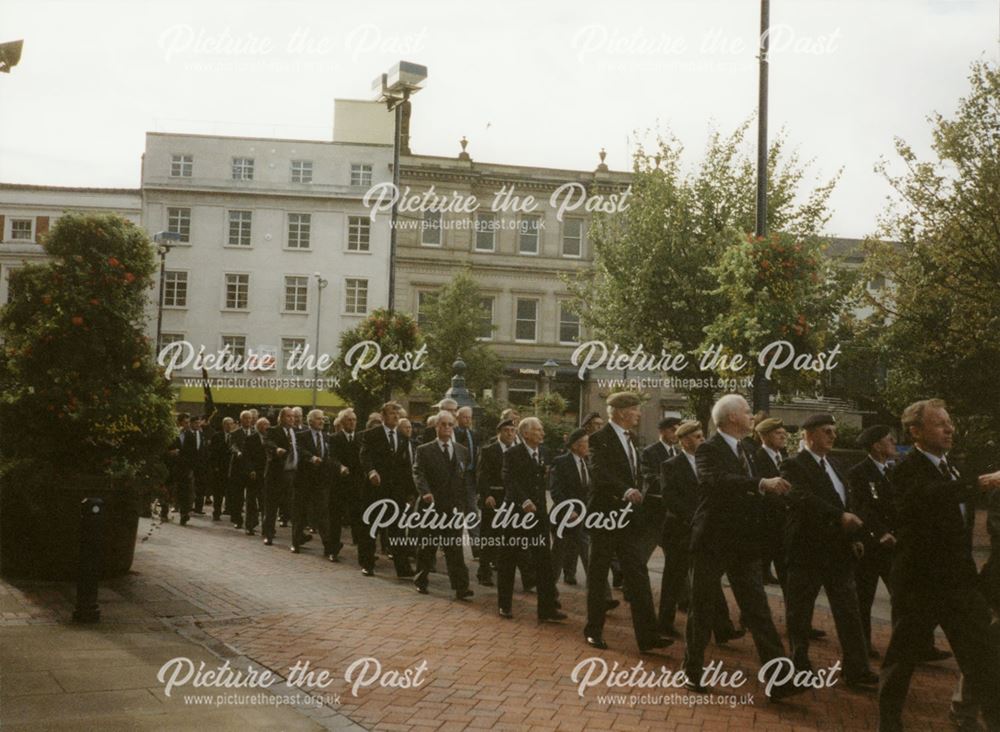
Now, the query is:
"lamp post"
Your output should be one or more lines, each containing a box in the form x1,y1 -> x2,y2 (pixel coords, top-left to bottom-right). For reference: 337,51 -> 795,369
311,272 -> 328,409
752,0 -> 772,413
152,231 -> 182,358
542,358 -> 558,394
372,61 -> 427,315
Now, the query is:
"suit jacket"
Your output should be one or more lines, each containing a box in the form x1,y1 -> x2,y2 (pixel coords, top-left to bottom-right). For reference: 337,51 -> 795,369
690,432 -> 765,555
781,449 -> 863,566
359,425 -> 409,502
167,429 -> 196,483
189,429 -> 211,474
476,441 -> 508,504
230,426 -> 266,477
413,440 -> 469,516
890,449 -> 978,606
640,441 -> 672,526
502,441 -> 549,534
330,431 -> 364,494
452,426 -> 479,474
847,456 -> 895,546
660,452 -> 700,531
587,422 -> 640,523
264,425 -> 301,482
297,427 -> 343,489
549,451 -> 589,506
209,429 -> 234,478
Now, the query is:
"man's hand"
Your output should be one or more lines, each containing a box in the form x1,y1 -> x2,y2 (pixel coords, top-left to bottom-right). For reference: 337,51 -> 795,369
485,496 -> 497,510
339,465 -> 349,476
840,512 -> 863,531
977,470 -> 1000,490
760,477 -> 791,495
851,541 -> 865,559
311,456 -> 321,465
879,532 -> 896,549
523,500 -> 537,513
369,471 -> 381,487
276,447 -> 287,457
570,512 -> 580,522
624,488 -> 643,505
422,493 -> 434,504
249,471 -> 256,480
169,448 -> 180,456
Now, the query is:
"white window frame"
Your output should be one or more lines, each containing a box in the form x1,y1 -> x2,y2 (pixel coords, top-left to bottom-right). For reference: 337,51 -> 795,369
221,335 -> 247,372
421,210 -> 442,247
561,217 -> 585,258
166,207 -> 191,244
281,337 -> 306,376
227,210 -> 252,247
290,159 -> 313,183
476,296 -> 495,341
9,218 -> 33,241
514,297 -> 539,343
232,157 -> 255,181
474,212 -> 496,252
156,333 -> 185,365
170,154 -> 193,178
350,163 -> 373,187
286,213 -> 311,250
347,215 -> 371,253
162,270 -> 188,309
518,214 -> 542,256
283,275 -> 309,313
223,273 -> 250,311
416,289 -> 436,329
558,302 -> 581,345
344,277 -> 369,315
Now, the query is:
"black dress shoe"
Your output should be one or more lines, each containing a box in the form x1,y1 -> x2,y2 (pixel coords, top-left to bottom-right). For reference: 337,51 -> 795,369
193,510 -> 206,515
245,529 -> 255,536
279,520 -> 289,528
809,627 -> 827,640
659,625 -> 681,638
180,515 -> 189,526
605,599 -> 620,611
763,572 -> 781,585
290,546 -> 300,554
232,522 -> 243,529
639,637 -> 674,652
916,647 -> 952,663
564,576 -> 578,586
415,585 -> 429,594
684,680 -> 712,694
585,636 -> 608,650
769,681 -> 806,701
553,600 -> 562,610
715,628 -> 746,644
539,611 -> 568,622
397,569 -> 416,578
361,568 -> 375,577
477,577 -> 495,587
868,648 -> 881,660
456,589 -> 474,601
212,516 -> 222,522
498,609 -> 513,619
677,603 -> 689,614
263,538 -> 273,546
846,671 -> 879,689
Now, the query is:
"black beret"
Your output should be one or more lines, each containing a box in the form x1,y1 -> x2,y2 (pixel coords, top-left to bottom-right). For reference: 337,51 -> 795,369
857,424 -> 892,449
581,411 -> 602,427
566,428 -> 589,446
802,413 -> 836,430
658,416 -> 682,430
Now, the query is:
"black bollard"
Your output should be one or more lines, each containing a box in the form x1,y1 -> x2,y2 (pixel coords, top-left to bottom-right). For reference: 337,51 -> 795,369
73,497 -> 104,623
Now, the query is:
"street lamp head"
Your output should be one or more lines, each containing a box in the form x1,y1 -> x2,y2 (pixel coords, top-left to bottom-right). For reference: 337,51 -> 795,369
373,60 -> 427,105
542,359 -> 559,380
153,231 -> 183,243
0,40 -> 23,73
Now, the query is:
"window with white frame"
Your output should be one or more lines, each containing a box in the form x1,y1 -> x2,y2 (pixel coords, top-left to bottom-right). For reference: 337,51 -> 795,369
474,213 -> 496,252
156,332 -> 184,361
559,302 -> 581,344
162,271 -> 188,307
347,216 -> 370,252
10,219 -> 33,241
282,337 -> 306,375
221,335 -> 247,371
350,163 -> 372,187
284,276 -> 308,312
508,378 -> 538,406
287,213 -> 311,249
344,278 -> 368,314
518,215 -> 542,255
224,273 -> 249,310
4,267 -> 20,303
515,298 -> 538,342
562,218 -> 585,257
290,160 -> 313,183
421,210 -> 442,246
476,296 -> 494,340
166,207 -> 190,243
232,157 -> 254,180
416,290 -> 437,329
170,154 -> 193,177
228,210 -> 252,247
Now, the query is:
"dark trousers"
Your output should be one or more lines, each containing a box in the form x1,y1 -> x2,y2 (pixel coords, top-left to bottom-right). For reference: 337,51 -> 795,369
385,497 -> 414,575
322,483 -> 348,557
415,531 -> 469,592
659,527 -> 692,629
498,530 -> 556,617
291,474 -> 314,547
227,473 -> 246,525
585,528 -> 658,646
478,501 -> 501,581
553,523 -> 589,581
683,550 -> 785,679
786,561 -> 871,680
192,468 -> 210,512
354,490 -> 377,571
856,548 -> 894,654
761,499 -> 787,583
210,470 -> 227,519
162,472 -> 193,518
243,474 -> 261,530
263,470 -> 295,540
879,589 -> 1000,731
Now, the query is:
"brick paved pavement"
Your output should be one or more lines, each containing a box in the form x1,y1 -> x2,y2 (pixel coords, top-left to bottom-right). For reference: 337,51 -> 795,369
3,510 -> 986,731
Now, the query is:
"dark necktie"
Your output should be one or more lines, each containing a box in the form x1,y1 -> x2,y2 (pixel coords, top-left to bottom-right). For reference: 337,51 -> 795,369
314,431 -> 322,457
441,442 -> 451,461
737,443 -> 753,477
624,431 -> 637,477
939,460 -> 953,480
579,458 -> 589,488
388,430 -> 396,452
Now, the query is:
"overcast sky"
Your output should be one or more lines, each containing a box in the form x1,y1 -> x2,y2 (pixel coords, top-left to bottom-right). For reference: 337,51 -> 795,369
0,0 -> 996,238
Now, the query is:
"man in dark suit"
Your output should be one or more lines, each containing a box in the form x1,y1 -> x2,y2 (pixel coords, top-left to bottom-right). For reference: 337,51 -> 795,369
330,408 -> 366,564
583,392 -> 666,653
453,406 -> 481,559
188,415 -> 212,515
659,420 -> 742,641
878,399 -> 1000,732
498,417 -> 566,621
683,394 -> 800,699
476,419 -> 535,589
262,407 -> 300,546
295,409 -> 347,554
421,398 -> 458,444
753,417 -> 789,587
359,401 -> 415,577
780,413 -> 878,689
230,416 -> 268,535
639,417 -> 680,566
208,416 -> 235,521
412,410 -> 472,600
550,428 -> 596,587
227,411 -> 257,529
164,413 -> 196,525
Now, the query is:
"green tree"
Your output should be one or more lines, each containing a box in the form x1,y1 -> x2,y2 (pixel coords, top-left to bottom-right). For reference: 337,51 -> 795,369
0,213 -> 175,487
566,121 -> 841,423
328,308 -> 422,418
419,270 -> 502,398
863,61 -> 1000,462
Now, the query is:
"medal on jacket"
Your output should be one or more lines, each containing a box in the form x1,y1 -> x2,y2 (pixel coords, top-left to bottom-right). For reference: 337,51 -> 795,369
868,481 -> 879,501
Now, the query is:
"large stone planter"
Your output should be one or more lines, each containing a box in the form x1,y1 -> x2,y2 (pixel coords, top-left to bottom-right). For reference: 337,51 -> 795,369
0,474 -> 141,580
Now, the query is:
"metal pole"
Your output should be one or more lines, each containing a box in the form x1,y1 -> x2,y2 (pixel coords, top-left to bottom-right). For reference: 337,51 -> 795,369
155,247 -> 167,354
311,277 -> 324,409
73,497 -> 104,623
387,99 -> 403,315
753,0 -> 772,413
